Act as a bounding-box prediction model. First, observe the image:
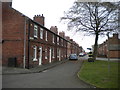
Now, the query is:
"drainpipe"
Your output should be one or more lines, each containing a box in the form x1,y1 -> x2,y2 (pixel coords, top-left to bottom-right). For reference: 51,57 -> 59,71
23,16 -> 27,69
27,19 -> 30,69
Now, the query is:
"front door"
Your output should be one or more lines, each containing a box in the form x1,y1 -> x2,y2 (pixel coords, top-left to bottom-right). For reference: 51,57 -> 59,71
39,47 -> 42,65
49,48 -> 52,63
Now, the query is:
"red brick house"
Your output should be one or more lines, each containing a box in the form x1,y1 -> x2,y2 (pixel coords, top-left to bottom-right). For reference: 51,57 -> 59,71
65,37 -> 82,57
98,34 -> 120,58
2,1 -> 82,68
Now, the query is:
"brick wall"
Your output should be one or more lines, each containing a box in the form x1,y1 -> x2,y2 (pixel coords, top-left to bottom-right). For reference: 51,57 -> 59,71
2,2 -> 25,67
109,51 -> 120,58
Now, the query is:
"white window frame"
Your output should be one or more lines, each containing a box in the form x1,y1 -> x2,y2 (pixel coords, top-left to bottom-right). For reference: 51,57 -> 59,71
45,48 -> 47,59
33,46 -> 37,61
61,39 -> 63,46
45,31 -> 48,41
34,25 -> 38,38
53,35 -> 55,44
57,37 -> 59,45
52,48 -> 55,58
40,28 -> 43,39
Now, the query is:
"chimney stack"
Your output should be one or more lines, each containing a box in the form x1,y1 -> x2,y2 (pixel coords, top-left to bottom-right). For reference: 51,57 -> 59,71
1,0 -> 12,7
50,26 -> 58,34
65,36 -> 70,41
70,39 -> 73,42
59,31 -> 65,38
113,33 -> 118,39
33,14 -> 45,26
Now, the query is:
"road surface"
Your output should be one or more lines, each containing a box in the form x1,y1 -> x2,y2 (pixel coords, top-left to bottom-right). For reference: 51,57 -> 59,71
3,60 -> 94,88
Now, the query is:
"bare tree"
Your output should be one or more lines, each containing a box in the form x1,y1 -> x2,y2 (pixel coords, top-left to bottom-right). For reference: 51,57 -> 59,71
61,2 -> 119,61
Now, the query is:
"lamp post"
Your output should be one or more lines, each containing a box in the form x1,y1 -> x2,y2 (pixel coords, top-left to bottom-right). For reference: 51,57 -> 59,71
107,32 -> 110,78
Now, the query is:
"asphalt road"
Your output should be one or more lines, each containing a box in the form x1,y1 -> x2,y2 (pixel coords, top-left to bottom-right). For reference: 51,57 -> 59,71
3,60 -> 94,88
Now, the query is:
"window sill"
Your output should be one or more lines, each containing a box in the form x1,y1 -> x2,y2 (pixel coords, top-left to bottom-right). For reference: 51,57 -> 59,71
33,58 -> 37,61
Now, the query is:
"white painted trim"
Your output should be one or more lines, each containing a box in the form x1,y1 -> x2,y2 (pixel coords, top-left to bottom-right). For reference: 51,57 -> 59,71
33,46 -> 37,61
53,35 -> 55,44
49,48 -> 52,63
39,47 -> 42,65
40,28 -> 43,39
34,24 -> 38,38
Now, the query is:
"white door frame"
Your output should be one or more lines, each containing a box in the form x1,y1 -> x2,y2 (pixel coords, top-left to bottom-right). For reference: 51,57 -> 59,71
59,49 -> 61,61
49,48 -> 52,63
39,47 -> 42,65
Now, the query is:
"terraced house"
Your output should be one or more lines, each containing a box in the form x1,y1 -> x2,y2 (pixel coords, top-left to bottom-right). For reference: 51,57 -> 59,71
2,1 -> 82,69
97,34 -> 120,58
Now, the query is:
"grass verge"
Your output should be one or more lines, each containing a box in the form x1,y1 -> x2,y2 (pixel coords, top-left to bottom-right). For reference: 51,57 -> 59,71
78,60 -> 119,88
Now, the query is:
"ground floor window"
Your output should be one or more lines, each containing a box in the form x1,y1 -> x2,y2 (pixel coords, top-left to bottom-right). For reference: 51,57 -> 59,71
52,48 -> 55,58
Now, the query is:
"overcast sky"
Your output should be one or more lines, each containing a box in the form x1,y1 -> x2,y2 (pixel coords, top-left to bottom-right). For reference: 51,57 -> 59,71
12,0 -> 111,52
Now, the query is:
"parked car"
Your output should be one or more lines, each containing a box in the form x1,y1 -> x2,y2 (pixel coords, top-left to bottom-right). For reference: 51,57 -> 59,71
79,52 -> 84,57
69,54 -> 78,60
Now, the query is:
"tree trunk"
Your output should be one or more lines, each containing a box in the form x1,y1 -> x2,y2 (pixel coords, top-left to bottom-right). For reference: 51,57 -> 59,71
93,33 -> 99,61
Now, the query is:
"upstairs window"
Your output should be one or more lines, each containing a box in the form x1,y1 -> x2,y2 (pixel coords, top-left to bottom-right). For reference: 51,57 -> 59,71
45,31 -> 48,41
61,39 -> 63,46
53,35 -> 55,43
57,37 -> 59,45
34,25 -> 38,38
52,48 -> 55,58
40,28 -> 43,39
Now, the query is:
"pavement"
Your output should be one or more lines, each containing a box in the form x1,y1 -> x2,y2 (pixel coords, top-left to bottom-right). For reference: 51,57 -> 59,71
80,55 -> 120,61
2,56 -> 120,75
2,59 -> 69,75
96,57 -> 120,61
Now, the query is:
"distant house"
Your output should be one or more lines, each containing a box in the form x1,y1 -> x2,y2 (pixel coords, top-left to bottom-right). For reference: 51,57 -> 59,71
97,34 -> 120,58
2,1 -> 82,68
